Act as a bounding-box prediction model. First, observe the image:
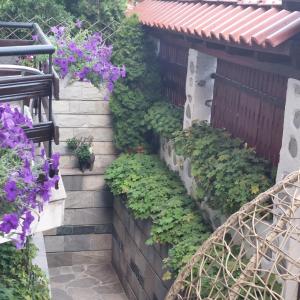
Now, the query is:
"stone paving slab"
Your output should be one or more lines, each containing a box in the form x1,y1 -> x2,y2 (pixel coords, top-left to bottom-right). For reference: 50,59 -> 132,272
50,263 -> 128,300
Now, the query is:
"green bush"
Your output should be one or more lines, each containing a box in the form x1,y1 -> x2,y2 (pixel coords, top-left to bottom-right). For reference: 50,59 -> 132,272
110,15 -> 162,152
0,0 -> 73,29
0,241 -> 49,300
105,154 -> 210,274
62,0 -> 126,27
145,101 -> 183,139
173,122 -> 273,214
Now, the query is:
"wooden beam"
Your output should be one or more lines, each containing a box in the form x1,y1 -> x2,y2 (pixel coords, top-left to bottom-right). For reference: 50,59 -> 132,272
149,29 -> 300,80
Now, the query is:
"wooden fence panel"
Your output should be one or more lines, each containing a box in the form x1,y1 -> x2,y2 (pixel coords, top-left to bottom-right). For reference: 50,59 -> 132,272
159,40 -> 188,107
211,60 -> 287,165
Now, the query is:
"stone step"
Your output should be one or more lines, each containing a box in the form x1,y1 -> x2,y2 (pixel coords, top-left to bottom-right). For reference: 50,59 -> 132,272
47,250 -> 112,267
60,81 -> 107,101
64,207 -> 112,226
60,154 -> 116,169
64,191 -> 113,209
53,141 -> 117,155
44,234 -> 112,253
44,224 -> 113,236
61,167 -> 106,176
62,173 -> 106,191
59,127 -> 114,142
55,114 -> 112,128
53,100 -> 110,114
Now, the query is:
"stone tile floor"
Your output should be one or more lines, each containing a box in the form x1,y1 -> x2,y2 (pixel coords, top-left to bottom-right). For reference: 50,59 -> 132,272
49,263 -> 128,300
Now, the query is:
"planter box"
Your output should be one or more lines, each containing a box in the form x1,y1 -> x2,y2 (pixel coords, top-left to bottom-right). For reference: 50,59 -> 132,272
112,197 -> 173,300
0,173 -> 66,244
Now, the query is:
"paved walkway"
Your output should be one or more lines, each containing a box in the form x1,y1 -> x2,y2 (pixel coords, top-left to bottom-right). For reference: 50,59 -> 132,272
50,263 -> 128,300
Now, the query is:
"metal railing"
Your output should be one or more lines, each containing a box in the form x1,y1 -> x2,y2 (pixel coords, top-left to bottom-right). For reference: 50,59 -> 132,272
0,21 -> 58,157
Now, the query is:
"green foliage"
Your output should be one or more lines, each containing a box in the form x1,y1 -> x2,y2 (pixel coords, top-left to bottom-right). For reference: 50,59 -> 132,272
110,15 -> 162,152
0,0 -> 73,28
0,241 -> 49,300
67,137 -> 93,164
105,154 -> 210,274
62,0 -> 126,27
145,101 -> 183,139
173,122 -> 273,214
66,137 -> 79,151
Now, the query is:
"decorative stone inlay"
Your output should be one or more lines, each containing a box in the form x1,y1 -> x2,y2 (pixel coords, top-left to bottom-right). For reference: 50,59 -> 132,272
186,104 -> 191,119
187,160 -> 192,178
189,77 -> 193,88
293,110 -> 300,129
168,144 -> 172,157
173,152 -> 177,166
288,137 -> 298,158
189,61 -> 195,74
187,95 -> 192,102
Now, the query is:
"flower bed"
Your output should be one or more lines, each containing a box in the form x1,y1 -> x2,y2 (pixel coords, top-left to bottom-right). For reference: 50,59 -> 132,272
0,104 -> 59,247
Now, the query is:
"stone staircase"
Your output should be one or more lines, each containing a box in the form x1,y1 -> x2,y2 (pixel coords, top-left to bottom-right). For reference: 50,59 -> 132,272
44,81 -> 117,268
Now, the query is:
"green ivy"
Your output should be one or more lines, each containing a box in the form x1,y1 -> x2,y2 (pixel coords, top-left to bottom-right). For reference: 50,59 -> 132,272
173,122 -> 274,215
105,154 -> 210,274
0,241 -> 49,300
110,15 -> 162,152
145,101 -> 183,139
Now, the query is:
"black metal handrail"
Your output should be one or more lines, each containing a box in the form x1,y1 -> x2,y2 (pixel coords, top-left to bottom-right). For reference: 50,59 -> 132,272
0,21 -> 59,157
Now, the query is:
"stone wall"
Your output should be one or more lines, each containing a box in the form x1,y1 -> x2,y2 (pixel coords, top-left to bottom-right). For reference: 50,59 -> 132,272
112,197 -> 173,300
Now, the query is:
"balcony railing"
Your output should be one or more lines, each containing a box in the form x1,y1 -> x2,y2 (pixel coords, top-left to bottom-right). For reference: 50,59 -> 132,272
0,21 -> 59,157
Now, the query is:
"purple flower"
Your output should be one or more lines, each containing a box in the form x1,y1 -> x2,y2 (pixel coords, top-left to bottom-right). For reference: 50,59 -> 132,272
51,153 -> 60,170
75,19 -> 82,29
32,34 -> 39,41
0,213 -> 19,234
4,180 -> 19,202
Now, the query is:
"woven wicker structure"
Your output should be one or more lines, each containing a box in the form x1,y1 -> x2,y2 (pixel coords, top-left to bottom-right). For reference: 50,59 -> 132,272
166,171 -> 300,300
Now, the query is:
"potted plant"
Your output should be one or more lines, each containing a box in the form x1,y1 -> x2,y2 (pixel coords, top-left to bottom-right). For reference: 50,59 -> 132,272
0,104 -> 60,248
67,137 -> 95,172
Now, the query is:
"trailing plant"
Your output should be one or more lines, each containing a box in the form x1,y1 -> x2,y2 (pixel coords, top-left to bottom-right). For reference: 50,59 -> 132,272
145,101 -> 183,139
0,104 -> 60,247
109,15 -> 162,151
50,22 -> 125,97
105,154 -> 210,275
173,122 -> 273,215
67,137 -> 95,172
0,241 -> 49,299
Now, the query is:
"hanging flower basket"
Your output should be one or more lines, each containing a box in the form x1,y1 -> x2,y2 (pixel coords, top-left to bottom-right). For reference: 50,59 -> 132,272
0,104 -> 60,248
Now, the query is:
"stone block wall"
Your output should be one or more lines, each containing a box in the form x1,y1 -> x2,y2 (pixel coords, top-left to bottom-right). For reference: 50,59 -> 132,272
112,198 -> 173,300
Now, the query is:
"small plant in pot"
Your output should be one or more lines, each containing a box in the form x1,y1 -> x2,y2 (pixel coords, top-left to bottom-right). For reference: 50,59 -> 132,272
67,137 -> 95,172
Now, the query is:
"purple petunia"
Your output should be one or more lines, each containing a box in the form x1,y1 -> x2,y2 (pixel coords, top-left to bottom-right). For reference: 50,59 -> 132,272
0,213 -> 19,234
4,180 -> 19,202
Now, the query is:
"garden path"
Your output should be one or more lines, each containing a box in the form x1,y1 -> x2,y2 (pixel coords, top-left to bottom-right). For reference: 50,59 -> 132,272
46,81 -> 127,300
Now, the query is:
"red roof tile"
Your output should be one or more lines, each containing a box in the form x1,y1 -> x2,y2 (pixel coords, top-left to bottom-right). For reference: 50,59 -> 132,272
131,0 -> 300,48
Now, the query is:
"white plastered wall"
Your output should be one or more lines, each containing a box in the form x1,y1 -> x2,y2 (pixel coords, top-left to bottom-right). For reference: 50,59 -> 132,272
276,78 -> 300,299
183,49 -> 217,129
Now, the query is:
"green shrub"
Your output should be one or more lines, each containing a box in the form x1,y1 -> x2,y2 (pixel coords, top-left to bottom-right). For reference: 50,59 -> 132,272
173,122 -> 273,214
0,0 -> 73,29
105,154 -> 210,274
110,15 -> 162,152
0,241 -> 49,300
145,101 -> 183,139
62,0 -> 126,28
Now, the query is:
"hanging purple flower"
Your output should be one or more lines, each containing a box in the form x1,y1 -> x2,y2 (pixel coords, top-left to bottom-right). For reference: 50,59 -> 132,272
4,180 -> 19,202
0,213 -> 19,234
75,19 -> 82,29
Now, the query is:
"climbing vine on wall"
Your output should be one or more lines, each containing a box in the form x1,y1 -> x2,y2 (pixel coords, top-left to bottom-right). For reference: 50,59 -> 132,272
145,101 -> 183,139
110,15 -> 162,152
173,122 -> 274,215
